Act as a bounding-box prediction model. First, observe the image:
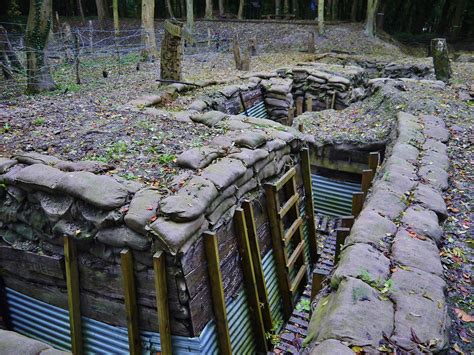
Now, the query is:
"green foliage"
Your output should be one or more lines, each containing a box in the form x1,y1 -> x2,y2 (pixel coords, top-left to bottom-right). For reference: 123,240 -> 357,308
296,298 -> 311,312
32,117 -> 45,125
157,153 -> 176,165
1,123 -> 11,134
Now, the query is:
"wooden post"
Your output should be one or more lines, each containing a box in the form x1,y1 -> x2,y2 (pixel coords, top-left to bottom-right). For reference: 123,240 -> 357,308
296,97 -> 304,116
73,29 -> 81,85
306,96 -> 313,112
340,216 -> 354,229
203,232 -> 232,354
334,228 -> 350,263
361,169 -> 374,196
242,200 -> 273,332
368,152 -> 380,174
431,38 -> 451,83
287,107 -> 294,126
331,91 -> 336,109
0,275 -> 11,330
351,192 -> 364,218
153,251 -> 172,355
233,35 -> 242,70
300,148 -> 318,265
234,209 -> 268,353
64,235 -> 83,355
121,249 -> 142,355
311,269 -> 326,299
298,123 -> 304,133
307,32 -> 315,53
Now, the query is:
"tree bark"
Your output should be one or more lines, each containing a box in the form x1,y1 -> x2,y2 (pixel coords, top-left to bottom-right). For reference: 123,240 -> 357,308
95,0 -> 108,28
141,0 -> 158,60
365,0 -> 380,37
165,0 -> 174,18
318,0 -> 325,34
431,38 -> 451,82
113,0 -> 119,36
238,0 -> 245,19
186,0 -> 194,30
219,0 -> 224,16
161,20 -> 183,80
351,0 -> 358,21
76,0 -> 85,24
275,0 -> 281,15
205,0 -> 213,18
25,0 -> 56,93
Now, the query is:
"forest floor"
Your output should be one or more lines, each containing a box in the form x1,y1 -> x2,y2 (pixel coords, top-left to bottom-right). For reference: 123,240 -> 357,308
0,20 -> 473,353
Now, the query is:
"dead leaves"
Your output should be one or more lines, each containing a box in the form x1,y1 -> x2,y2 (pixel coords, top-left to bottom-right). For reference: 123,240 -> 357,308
454,308 -> 474,323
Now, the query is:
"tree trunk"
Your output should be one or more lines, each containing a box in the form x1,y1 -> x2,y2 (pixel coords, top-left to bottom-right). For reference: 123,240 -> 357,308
275,0 -> 281,15
76,0 -> 85,24
238,0 -> 245,19
161,20 -> 183,80
165,0 -> 174,18
113,0 -> 119,36
351,0 -> 358,21
318,0 -> 325,34
219,0 -> 224,16
95,0 -> 108,28
365,0 -> 380,37
452,0 -> 467,37
186,0 -> 194,30
292,0 -> 299,18
25,0 -> 56,93
431,38 -> 451,82
0,25 -> 23,72
283,0 -> 289,15
141,0 -> 158,60
205,0 -> 213,18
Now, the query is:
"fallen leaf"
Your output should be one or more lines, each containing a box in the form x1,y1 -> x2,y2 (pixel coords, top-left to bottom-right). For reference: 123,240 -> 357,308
454,308 -> 474,322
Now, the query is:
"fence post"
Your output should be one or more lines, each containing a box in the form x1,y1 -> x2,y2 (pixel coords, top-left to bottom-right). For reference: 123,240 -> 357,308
351,192 -> 364,218
64,235 -> 84,355
296,96 -> 304,116
306,96 -> 313,112
311,269 -> 326,299
334,227 -> 350,263
361,169 -> 374,196
153,251 -> 172,355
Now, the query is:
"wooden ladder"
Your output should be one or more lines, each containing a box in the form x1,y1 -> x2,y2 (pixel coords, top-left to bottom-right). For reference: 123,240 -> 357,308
265,167 -> 308,320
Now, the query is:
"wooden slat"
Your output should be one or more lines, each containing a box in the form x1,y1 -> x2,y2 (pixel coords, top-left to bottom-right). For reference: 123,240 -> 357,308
361,169 -> 374,195
335,228 -> 351,263
234,209 -> 268,353
203,232 -> 232,354
300,148 -> 318,264
278,193 -> 300,218
120,249 -> 141,355
242,200 -> 273,333
64,236 -> 83,355
274,167 -> 296,191
153,251 -> 172,355
286,240 -> 305,270
282,217 -> 303,245
368,151 -> 380,173
264,184 -> 293,319
351,192 -> 365,218
290,264 -> 308,294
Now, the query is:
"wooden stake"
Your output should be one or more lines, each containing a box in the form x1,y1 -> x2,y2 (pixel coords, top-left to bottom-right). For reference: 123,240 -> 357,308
242,200 -> 273,333
287,107 -> 294,126
234,209 -> 268,353
64,236 -> 83,355
361,169 -> 374,196
153,251 -> 172,355
351,192 -> 364,218
368,152 -> 380,174
203,232 -> 232,354
311,269 -> 326,299
306,96 -> 313,112
296,97 -> 304,116
121,249 -> 142,354
334,228 -> 350,263
301,148 -> 318,265
331,91 -> 336,109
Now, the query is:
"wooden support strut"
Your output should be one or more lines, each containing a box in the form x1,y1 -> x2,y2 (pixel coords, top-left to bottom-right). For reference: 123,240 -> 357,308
234,209 -> 269,353
334,228 -> 350,263
340,216 -> 355,229
368,151 -> 380,174
351,191 -> 364,218
311,269 -> 326,299
300,148 -> 319,265
153,251 -> 172,355
361,169 -> 375,196
306,96 -> 313,112
242,200 -> 273,332
120,249 -> 142,355
296,97 -> 304,116
203,232 -> 232,354
64,235 -> 84,355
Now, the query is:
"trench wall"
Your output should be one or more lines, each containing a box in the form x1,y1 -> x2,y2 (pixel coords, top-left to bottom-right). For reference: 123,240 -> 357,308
305,111 -> 451,353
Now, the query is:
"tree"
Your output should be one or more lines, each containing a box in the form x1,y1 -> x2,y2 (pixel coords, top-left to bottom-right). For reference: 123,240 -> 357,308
25,0 -> 56,93
219,0 -> 224,16
205,0 -> 213,19
275,0 -> 281,15
186,0 -> 194,30
113,0 -> 120,35
95,0 -> 108,28
351,0 -> 359,21
141,0 -> 158,60
165,0 -> 174,18
238,0 -> 245,19
76,0 -> 85,24
365,0 -> 380,37
318,0 -> 325,34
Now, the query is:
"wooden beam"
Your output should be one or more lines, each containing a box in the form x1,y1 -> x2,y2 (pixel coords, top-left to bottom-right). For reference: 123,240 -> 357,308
340,216 -> 355,229
361,169 -> 374,196
311,269 -> 327,299
153,251 -> 172,355
234,209 -> 268,353
64,235 -> 83,355
242,200 -> 273,333
301,148 -> 318,265
120,249 -> 142,355
368,151 -> 380,174
351,192 -> 364,218
203,232 -> 232,354
334,228 -> 350,263
306,96 -> 313,112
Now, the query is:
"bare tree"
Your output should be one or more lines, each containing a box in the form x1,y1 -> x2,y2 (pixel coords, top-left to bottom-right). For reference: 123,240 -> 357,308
238,0 -> 245,19
25,0 -> 56,93
205,0 -> 213,19
165,0 -> 174,18
275,0 -> 281,15
141,0 -> 158,60
95,0 -> 108,28
318,0 -> 325,34
76,0 -> 85,24
186,0 -> 194,30
365,0 -> 381,37
113,0 -> 120,36
219,0 -> 224,16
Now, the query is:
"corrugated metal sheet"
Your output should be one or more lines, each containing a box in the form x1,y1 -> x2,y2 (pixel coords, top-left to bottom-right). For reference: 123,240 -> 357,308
262,250 -> 284,331
243,101 -> 268,119
312,174 -> 361,217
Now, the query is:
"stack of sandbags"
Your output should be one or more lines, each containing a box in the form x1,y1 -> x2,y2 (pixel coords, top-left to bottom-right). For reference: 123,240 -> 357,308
261,77 -> 293,123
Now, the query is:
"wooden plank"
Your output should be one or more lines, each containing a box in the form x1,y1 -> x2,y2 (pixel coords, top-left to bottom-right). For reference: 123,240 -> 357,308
282,216 -> 303,245
335,228 -> 350,263
234,209 -> 268,353
153,251 -> 172,355
351,192 -> 365,218
242,200 -> 273,333
203,232 -> 232,354
361,169 -> 374,195
311,269 -> 327,299
274,167 -> 296,191
64,236 -> 83,355
368,151 -> 380,173
278,193 -> 300,218
120,249 -> 142,355
286,240 -> 305,269
340,216 -> 354,229
290,264 -> 308,294
264,184 -> 293,320
300,148 -> 318,264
